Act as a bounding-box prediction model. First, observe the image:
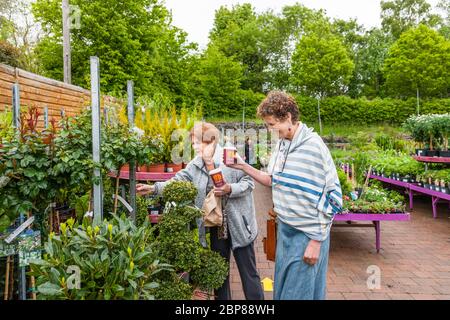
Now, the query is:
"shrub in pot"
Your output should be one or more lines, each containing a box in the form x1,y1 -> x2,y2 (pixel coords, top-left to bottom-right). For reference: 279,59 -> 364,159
436,114 -> 450,157
29,215 -> 174,300
152,181 -> 228,296
146,136 -> 166,173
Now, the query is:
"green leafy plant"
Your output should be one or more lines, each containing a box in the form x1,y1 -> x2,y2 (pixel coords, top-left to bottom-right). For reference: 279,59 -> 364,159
29,215 -> 173,300
0,106 -> 58,233
342,185 -> 406,214
162,180 -> 198,205
0,108 -> 13,143
190,249 -> 229,292
153,181 -> 228,294
337,168 -> 353,197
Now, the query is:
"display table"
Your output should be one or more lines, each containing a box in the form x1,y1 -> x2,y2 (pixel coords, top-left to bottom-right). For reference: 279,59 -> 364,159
369,174 -> 450,219
333,213 -> 411,253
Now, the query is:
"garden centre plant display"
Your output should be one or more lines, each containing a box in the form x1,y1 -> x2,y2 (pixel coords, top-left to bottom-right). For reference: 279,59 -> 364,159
155,181 -> 228,298
341,185 -> 406,214
0,106 -> 59,233
122,105 -> 202,170
28,181 -> 228,300
368,151 -> 425,181
403,114 -> 450,156
29,215 -> 173,300
0,108 -> 156,236
417,169 -> 450,192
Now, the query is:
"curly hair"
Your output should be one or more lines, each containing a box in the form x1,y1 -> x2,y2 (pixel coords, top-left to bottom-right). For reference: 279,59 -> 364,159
257,91 -> 300,123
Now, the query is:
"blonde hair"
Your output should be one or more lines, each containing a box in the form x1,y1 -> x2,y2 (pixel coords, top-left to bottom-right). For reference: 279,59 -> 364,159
190,122 -> 220,144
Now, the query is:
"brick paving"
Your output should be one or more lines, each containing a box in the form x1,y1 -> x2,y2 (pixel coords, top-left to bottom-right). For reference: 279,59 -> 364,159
229,184 -> 450,300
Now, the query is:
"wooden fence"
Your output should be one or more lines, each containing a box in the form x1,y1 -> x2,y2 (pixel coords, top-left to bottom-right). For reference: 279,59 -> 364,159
0,63 -> 123,129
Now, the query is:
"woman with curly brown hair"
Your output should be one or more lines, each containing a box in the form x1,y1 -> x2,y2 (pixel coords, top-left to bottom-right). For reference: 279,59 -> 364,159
227,91 -> 342,300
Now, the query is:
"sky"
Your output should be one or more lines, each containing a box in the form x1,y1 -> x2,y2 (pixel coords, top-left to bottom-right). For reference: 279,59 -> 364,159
163,0 -> 442,48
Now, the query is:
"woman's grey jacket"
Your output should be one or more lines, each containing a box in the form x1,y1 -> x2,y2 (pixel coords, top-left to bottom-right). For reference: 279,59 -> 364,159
153,148 -> 258,250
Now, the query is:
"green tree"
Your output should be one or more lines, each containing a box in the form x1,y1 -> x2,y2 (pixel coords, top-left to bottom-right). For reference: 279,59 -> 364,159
353,28 -> 394,98
383,24 -> 450,101
437,0 -> 450,38
291,32 -> 355,98
263,4 -> 329,91
32,0 -> 195,100
332,18 -> 368,97
381,0 -> 442,39
0,0 -> 41,72
190,45 -> 244,117
209,3 -> 271,93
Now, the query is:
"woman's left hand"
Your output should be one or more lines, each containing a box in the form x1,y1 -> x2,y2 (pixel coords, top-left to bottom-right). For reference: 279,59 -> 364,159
303,240 -> 322,266
214,184 -> 232,197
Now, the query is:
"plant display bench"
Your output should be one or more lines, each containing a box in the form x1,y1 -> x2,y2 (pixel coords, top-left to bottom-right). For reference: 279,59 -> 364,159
413,156 -> 450,171
369,174 -> 450,219
408,184 -> 450,219
413,156 -> 450,164
333,213 -> 411,253
108,170 -> 176,182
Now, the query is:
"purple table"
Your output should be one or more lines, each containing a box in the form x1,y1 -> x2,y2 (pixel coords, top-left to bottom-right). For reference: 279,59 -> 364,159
333,213 -> 411,253
369,174 -> 450,219
408,184 -> 450,219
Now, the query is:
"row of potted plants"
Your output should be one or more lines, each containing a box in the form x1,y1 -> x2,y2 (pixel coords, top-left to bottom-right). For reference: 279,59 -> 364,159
0,107 -> 156,235
341,185 -> 406,214
416,169 -> 450,193
337,166 -> 407,214
403,113 -> 450,157
119,105 -> 202,173
369,151 -> 425,179
29,181 -> 228,300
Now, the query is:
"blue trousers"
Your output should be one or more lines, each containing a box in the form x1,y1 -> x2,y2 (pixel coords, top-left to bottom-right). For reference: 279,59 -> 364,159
274,220 -> 330,300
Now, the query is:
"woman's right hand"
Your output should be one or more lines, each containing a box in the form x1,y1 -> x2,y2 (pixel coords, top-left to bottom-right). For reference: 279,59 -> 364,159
225,152 -> 247,171
136,183 -> 155,196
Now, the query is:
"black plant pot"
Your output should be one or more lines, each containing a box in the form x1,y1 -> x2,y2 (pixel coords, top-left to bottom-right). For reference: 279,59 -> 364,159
426,150 -> 439,157
439,150 -> 450,158
442,188 -> 450,194
424,184 -> 430,189
415,149 -> 426,156
148,204 -> 162,215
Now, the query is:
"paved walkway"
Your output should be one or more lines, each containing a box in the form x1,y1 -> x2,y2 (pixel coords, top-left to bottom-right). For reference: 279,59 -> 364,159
229,184 -> 450,300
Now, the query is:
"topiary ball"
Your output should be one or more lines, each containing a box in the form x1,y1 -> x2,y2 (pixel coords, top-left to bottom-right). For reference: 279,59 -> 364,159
162,181 -> 198,204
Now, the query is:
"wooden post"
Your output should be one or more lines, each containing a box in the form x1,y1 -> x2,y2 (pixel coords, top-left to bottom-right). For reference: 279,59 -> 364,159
4,256 -> 11,300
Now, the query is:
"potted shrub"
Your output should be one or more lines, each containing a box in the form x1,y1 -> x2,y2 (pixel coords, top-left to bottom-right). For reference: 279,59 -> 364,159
29,216 -> 175,300
146,136 -> 166,173
153,180 -> 228,298
403,115 -> 427,156
437,114 -> 450,158
422,115 -> 439,157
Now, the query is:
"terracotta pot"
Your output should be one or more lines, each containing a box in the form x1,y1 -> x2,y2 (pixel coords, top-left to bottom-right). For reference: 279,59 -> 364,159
148,163 -> 166,173
166,163 -> 183,173
148,214 -> 161,224
121,163 -> 130,171
137,165 -> 149,172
